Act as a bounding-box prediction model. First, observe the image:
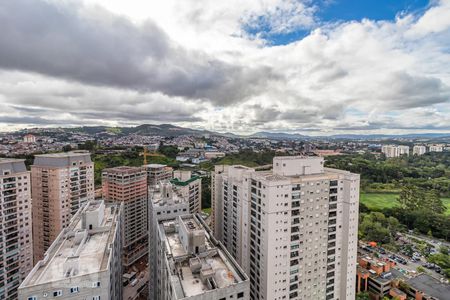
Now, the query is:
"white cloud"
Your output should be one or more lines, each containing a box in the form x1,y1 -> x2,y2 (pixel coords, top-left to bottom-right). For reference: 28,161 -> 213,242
0,0 -> 449,134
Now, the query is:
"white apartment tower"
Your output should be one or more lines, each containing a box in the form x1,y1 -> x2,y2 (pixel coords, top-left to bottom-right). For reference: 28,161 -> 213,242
413,145 -> 427,156
212,156 -> 360,300
155,214 -> 250,300
172,170 -> 202,213
381,145 -> 409,158
148,181 -> 190,300
0,159 -> 33,299
19,200 -> 123,300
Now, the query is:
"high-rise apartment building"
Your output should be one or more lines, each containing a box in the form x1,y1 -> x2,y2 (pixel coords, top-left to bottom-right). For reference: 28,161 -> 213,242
413,145 -> 427,156
31,151 -> 94,263
19,200 -> 123,300
102,166 -> 148,266
0,159 -> 33,299
148,181 -> 190,300
155,214 -> 250,300
145,164 -> 173,186
381,145 -> 409,158
172,170 -> 202,213
429,144 -> 444,152
397,145 -> 410,156
212,156 -> 360,300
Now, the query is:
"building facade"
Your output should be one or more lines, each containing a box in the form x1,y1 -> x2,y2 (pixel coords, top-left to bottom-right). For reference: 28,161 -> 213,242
102,166 -> 148,266
413,145 -> 426,156
19,200 -> 123,300
212,156 -> 360,300
145,164 -> 173,186
155,214 -> 249,300
31,151 -> 94,263
172,170 -> 202,213
148,181 -> 190,300
381,145 -> 409,158
0,159 -> 33,299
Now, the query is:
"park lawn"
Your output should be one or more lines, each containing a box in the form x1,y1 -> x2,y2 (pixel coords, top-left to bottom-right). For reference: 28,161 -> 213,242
360,193 -> 450,215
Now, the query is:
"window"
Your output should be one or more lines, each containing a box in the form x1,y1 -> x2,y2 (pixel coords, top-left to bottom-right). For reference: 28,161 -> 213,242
92,281 -> 101,288
28,297 -> 37,300
70,287 -> 79,293
93,296 -> 101,300
53,290 -> 62,297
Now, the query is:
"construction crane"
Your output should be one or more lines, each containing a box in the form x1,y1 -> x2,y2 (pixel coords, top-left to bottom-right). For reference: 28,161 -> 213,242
140,147 -> 164,165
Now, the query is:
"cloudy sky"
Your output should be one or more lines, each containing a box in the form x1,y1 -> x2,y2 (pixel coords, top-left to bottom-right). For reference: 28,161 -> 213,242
0,0 -> 449,135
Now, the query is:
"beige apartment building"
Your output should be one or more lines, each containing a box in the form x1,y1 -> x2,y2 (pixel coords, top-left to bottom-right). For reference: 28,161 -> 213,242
172,170 -> 202,213
155,214 -> 250,300
19,200 -> 123,300
145,163 -> 173,186
102,166 -> 148,266
31,151 -> 94,263
0,159 -> 33,299
212,156 -> 360,300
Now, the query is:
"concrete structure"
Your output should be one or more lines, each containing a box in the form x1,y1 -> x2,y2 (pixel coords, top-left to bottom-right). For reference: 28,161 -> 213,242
381,145 -> 399,158
31,151 -> 94,263
19,200 -> 123,300
102,166 -> 148,266
148,181 -> 190,300
23,134 -> 36,143
0,159 -> 33,299
155,214 -> 249,300
429,144 -> 444,152
413,145 -> 427,156
172,170 -> 202,213
381,145 -> 409,158
145,164 -> 173,187
397,145 -> 410,156
212,156 -> 360,300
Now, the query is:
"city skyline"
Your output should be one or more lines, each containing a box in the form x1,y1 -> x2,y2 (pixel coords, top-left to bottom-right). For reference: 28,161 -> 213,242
0,0 -> 449,135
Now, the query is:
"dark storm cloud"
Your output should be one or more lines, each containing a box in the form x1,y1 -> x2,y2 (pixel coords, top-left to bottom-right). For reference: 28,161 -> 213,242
0,0 -> 273,105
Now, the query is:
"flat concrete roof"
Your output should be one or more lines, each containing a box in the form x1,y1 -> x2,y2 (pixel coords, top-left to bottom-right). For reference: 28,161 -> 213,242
21,201 -> 119,287
159,215 -> 246,298
407,274 -> 450,300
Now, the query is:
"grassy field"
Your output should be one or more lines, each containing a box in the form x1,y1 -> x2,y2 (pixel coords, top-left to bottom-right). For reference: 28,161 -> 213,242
361,193 -> 450,215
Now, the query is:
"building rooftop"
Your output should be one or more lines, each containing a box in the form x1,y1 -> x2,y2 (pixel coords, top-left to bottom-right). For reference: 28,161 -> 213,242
33,151 -> 92,167
103,166 -> 145,174
159,215 -> 248,298
20,200 -> 120,287
0,158 -> 27,174
407,274 -> 450,300
150,181 -> 187,207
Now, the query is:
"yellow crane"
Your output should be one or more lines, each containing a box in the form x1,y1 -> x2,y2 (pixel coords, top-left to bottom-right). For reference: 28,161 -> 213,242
140,147 -> 164,165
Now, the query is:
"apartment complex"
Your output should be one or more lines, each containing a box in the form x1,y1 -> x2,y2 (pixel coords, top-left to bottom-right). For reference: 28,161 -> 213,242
31,151 -> 94,263
212,156 -> 360,300
145,164 -> 173,186
0,159 -> 33,299
19,200 -> 123,300
172,170 -> 202,213
148,181 -> 190,300
429,144 -> 444,152
155,214 -> 249,300
102,166 -> 148,266
381,145 -> 409,158
412,145 -> 427,156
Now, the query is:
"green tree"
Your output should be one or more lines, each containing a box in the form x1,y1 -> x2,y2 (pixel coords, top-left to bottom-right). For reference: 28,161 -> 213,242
356,292 -> 369,300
